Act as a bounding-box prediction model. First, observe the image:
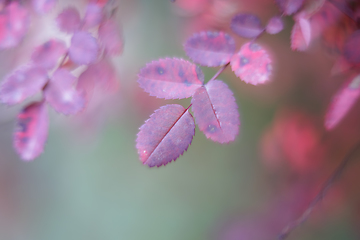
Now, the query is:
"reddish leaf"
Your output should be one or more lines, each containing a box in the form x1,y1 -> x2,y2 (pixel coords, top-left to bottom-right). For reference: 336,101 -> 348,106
230,13 -> 263,39
343,30 -> 360,64
14,101 -> 49,161
138,58 -> 204,99
275,0 -> 304,15
31,39 -> 67,69
184,31 -> 235,67
98,19 -> 123,55
0,66 -> 48,105
32,0 -> 57,14
0,2 -> 30,49
83,3 -> 103,29
291,13 -> 312,51
136,104 -> 195,167
325,74 -> 360,130
44,69 -> 85,115
69,31 -> 99,65
266,16 -> 284,35
191,80 -> 240,143
230,42 -> 272,85
56,7 -> 81,33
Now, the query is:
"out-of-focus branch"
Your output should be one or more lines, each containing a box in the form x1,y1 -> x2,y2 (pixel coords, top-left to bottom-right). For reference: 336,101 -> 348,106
277,141 -> 360,240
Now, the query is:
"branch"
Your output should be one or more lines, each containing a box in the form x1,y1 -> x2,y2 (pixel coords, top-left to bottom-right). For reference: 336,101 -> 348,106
328,0 -> 356,22
277,141 -> 360,240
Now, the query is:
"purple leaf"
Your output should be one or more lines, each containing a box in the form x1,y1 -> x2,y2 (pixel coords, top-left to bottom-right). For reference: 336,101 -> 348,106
77,59 -> 118,103
98,19 -> 123,55
31,39 -> 67,69
83,3 -> 103,29
14,101 -> 49,161
31,0 -> 57,14
230,42 -> 272,85
138,58 -> 204,99
275,0 -> 305,15
343,30 -> 360,64
230,13 -> 263,39
0,2 -> 30,49
325,74 -> 360,130
56,7 -> 81,33
184,31 -> 236,67
191,80 -> 240,143
266,16 -> 284,35
136,104 -> 195,167
0,66 -> 48,105
44,69 -> 85,115
69,31 -> 99,65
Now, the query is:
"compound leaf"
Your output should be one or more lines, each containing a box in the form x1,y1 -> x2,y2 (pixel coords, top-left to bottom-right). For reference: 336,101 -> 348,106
138,58 -> 204,99
56,7 -> 81,33
191,80 -> 240,143
231,42 -> 272,85
230,13 -> 263,39
0,66 -> 48,105
184,31 -> 235,67
14,101 -> 49,161
325,74 -> 360,130
136,104 -> 195,167
44,69 -> 85,115
69,31 -> 99,65
31,39 -> 67,69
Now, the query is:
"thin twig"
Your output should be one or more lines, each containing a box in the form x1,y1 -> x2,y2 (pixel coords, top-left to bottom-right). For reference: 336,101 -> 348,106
208,62 -> 230,83
277,141 -> 360,240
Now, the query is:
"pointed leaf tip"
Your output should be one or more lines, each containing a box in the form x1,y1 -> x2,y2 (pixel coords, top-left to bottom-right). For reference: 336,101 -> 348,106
14,101 -> 49,161
192,80 -> 240,143
325,74 -> 360,130
138,58 -> 204,99
136,104 -> 195,167
231,42 -> 272,85
184,31 -> 235,67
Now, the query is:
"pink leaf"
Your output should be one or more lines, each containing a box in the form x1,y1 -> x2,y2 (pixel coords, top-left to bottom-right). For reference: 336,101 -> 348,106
14,101 -> 49,161
230,42 -> 272,85
275,0 -> 304,15
0,66 -> 48,105
138,58 -> 204,99
77,58 -> 118,103
69,31 -> 99,65
136,104 -> 195,167
83,3 -> 103,29
184,31 -> 235,67
31,39 -> 67,69
32,0 -> 57,14
56,7 -> 81,33
230,13 -> 263,39
98,19 -> 123,55
0,2 -> 30,49
290,15 -> 312,51
44,69 -> 85,115
266,16 -> 284,35
191,80 -> 240,143
343,30 -> 360,64
325,74 -> 360,130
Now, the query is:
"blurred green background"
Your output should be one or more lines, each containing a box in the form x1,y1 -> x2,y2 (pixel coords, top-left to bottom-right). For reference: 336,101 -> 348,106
0,0 -> 359,239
